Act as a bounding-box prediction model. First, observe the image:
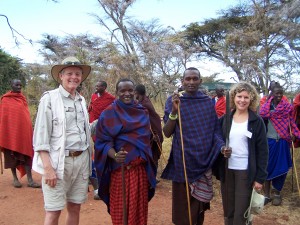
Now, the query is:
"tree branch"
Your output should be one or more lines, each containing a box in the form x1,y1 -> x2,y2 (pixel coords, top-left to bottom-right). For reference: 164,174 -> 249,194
0,14 -> 32,46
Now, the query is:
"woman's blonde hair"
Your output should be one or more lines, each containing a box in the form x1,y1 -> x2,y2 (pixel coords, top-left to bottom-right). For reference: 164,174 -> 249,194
229,81 -> 260,111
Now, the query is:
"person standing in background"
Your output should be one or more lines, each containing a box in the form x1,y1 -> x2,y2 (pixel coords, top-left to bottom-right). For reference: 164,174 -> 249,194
134,84 -> 163,175
260,82 -> 300,206
88,80 -> 115,123
0,79 -> 40,188
212,85 -> 226,118
88,80 -> 115,200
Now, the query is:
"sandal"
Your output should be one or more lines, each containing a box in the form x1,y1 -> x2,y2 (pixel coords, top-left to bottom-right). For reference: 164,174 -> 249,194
272,194 -> 282,206
13,180 -> 22,188
27,182 -> 41,188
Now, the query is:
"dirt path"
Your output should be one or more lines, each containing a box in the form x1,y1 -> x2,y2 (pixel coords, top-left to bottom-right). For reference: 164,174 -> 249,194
0,168 -> 299,225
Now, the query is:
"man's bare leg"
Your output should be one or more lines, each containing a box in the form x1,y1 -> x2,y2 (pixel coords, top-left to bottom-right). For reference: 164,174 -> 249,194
66,202 -> 81,225
44,210 -> 61,225
11,168 -> 22,188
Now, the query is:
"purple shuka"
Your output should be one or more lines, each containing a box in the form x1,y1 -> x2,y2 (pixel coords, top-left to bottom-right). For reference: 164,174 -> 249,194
94,99 -> 156,206
161,91 -> 224,183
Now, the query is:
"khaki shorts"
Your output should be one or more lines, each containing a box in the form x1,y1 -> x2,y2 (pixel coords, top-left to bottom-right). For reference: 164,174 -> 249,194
42,150 -> 89,211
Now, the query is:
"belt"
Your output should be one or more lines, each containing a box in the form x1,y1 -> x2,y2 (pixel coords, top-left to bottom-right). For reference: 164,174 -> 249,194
67,151 -> 83,157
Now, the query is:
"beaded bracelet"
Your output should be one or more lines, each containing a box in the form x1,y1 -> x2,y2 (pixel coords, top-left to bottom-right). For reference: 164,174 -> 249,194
169,113 -> 178,120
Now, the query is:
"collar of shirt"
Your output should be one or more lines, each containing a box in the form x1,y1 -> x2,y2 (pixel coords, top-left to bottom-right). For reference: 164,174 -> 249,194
59,85 -> 82,101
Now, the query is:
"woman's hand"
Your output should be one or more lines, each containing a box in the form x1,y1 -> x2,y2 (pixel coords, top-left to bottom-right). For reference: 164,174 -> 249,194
253,181 -> 263,192
221,146 -> 232,158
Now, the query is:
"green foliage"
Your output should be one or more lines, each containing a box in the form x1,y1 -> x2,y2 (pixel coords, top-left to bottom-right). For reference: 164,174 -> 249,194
0,49 -> 27,95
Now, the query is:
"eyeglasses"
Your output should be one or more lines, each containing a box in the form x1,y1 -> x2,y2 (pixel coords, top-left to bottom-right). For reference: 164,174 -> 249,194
63,61 -> 81,65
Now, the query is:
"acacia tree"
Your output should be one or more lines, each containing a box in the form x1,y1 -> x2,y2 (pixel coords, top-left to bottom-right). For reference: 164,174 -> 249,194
183,0 -> 299,94
92,0 -> 194,99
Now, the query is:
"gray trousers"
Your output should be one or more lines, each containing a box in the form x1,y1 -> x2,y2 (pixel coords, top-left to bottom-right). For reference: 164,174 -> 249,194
221,169 -> 252,225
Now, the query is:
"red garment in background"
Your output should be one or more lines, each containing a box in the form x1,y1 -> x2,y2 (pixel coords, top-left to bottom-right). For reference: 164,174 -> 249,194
0,92 -> 34,177
88,91 -> 115,123
293,93 -> 300,147
214,95 -> 226,118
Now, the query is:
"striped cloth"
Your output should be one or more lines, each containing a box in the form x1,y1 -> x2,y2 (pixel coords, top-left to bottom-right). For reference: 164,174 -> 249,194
260,96 -> 300,142
110,158 -> 148,225
189,169 -> 213,203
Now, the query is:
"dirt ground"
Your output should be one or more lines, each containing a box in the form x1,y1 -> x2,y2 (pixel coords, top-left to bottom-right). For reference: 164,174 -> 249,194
1,163 -> 300,225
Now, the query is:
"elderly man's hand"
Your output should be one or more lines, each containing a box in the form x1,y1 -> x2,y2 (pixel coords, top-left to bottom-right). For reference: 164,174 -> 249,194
221,146 -> 232,158
44,166 -> 57,188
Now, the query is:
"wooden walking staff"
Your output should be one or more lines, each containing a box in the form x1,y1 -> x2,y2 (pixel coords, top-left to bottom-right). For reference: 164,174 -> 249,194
290,98 -> 295,192
121,163 -> 128,225
288,119 -> 300,197
177,103 -> 192,225
0,148 -> 3,174
224,90 -> 230,225
150,128 -> 167,165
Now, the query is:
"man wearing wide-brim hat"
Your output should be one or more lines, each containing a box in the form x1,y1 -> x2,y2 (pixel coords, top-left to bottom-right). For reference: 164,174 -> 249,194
32,56 -> 92,225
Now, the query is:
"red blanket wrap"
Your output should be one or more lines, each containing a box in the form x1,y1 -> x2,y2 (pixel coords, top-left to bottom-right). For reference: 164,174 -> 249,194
214,95 -> 226,118
0,92 -> 34,177
88,91 -> 115,123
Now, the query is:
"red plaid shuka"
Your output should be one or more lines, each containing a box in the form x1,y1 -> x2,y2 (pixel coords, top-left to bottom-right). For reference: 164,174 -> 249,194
110,158 -> 148,225
293,93 -> 300,147
260,96 -> 300,142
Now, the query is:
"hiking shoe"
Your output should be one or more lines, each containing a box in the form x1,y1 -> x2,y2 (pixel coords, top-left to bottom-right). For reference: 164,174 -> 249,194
272,194 -> 282,206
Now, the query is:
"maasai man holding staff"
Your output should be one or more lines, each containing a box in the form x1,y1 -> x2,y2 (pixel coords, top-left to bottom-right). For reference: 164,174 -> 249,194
162,67 -> 228,225
94,78 -> 156,225
260,82 -> 300,206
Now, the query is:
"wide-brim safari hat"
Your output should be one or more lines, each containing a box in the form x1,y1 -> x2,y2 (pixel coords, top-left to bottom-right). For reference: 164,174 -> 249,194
51,56 -> 91,83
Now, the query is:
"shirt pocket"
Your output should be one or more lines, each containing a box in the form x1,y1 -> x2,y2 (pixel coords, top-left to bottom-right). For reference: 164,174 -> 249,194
76,110 -> 85,132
